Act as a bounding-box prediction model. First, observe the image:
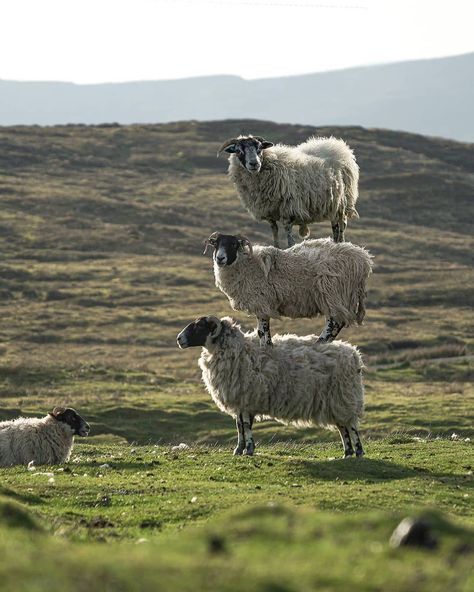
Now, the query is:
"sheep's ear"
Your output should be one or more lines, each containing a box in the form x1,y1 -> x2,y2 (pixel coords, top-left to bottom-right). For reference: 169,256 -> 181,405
237,235 -> 253,255
50,407 -> 66,418
223,144 -> 237,154
254,136 -> 273,149
260,253 -> 272,278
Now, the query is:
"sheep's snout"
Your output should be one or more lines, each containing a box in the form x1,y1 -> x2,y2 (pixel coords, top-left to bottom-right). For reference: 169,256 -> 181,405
215,247 -> 228,267
78,421 -> 90,437
246,161 -> 261,174
176,331 -> 188,349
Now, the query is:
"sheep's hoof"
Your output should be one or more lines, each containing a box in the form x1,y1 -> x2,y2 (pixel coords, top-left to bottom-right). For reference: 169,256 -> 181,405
356,451 -> 365,458
233,445 -> 245,456
244,442 -> 255,456
343,451 -> 355,459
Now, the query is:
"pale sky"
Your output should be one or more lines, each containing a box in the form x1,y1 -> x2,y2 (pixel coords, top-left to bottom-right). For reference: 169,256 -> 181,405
2,0 -> 473,83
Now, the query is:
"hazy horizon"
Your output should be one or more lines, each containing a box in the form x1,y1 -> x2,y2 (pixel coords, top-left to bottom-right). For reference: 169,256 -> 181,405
2,50 -> 472,86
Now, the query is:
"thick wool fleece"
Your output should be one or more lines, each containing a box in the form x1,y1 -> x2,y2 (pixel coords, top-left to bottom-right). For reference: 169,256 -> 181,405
228,136 -> 359,232
214,238 -> 373,326
0,415 -> 75,466
199,318 -> 364,429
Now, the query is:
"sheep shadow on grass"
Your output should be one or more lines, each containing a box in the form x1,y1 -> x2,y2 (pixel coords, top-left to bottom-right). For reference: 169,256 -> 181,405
292,457 -> 461,484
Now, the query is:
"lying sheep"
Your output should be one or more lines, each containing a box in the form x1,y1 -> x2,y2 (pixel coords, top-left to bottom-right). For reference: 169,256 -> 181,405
0,407 -> 90,467
204,233 -> 373,345
218,134 -> 359,247
177,316 -> 365,458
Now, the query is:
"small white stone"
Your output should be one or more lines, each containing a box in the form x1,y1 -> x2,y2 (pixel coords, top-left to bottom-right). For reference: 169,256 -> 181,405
451,433 -> 459,440
99,463 -> 110,469
190,496 -> 198,503
171,443 -> 189,451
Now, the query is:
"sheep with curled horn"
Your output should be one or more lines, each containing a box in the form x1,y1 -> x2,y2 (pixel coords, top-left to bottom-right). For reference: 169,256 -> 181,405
177,316 -> 365,458
204,232 -> 373,346
218,134 -> 360,248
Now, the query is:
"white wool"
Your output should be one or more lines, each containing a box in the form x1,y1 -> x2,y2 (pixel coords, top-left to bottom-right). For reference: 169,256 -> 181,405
0,415 -> 75,467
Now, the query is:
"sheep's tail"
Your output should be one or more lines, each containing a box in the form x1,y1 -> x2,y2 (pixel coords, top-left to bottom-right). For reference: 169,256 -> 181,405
356,290 -> 367,325
341,158 -> 359,220
298,224 -> 310,238
346,206 -> 359,220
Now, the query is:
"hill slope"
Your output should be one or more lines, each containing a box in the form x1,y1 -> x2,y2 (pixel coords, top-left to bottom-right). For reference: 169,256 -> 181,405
1,53 -> 474,140
0,119 -> 472,442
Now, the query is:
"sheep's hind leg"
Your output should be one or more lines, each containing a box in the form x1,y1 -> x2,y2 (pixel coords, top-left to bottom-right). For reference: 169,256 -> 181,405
337,425 -> 355,458
338,216 -> 347,243
269,220 -> 280,249
242,412 -> 255,456
331,221 -> 340,242
350,425 -> 365,458
258,317 -> 273,347
233,414 -> 246,456
283,221 -> 296,248
317,318 -> 344,343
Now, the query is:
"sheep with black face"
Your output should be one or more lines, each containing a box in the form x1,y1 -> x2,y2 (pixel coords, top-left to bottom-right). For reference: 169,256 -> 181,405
218,134 -> 360,247
204,232 -> 373,346
177,316 -> 365,459
0,407 -> 90,467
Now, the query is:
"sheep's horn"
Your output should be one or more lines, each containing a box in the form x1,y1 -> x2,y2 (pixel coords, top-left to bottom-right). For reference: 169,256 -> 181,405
217,138 -> 240,157
206,316 -> 222,339
237,235 -> 253,255
203,231 -> 220,255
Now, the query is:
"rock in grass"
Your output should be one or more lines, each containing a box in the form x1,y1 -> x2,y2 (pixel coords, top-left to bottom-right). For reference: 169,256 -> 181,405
208,535 -> 226,555
390,517 -> 438,550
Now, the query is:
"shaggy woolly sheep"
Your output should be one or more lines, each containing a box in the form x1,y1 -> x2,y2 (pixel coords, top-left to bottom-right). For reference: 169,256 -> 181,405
0,407 -> 90,467
177,316 -> 365,458
218,134 -> 359,247
203,233 -> 373,346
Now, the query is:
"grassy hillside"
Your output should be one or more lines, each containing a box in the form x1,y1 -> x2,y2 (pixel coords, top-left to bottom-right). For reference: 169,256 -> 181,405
0,120 -> 472,590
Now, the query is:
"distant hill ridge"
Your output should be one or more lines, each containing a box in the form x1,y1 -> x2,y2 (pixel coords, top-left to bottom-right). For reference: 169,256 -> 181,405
1,53 -> 473,142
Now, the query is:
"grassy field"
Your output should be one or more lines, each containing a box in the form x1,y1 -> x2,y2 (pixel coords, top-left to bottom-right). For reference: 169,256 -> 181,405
0,120 -> 473,590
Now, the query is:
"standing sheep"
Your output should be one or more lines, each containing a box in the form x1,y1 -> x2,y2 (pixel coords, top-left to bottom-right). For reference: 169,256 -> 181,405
204,233 -> 373,346
177,316 -> 365,458
0,407 -> 90,467
218,134 -> 359,247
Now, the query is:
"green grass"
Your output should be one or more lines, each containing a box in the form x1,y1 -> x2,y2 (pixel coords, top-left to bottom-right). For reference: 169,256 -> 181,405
0,120 -> 473,590
0,440 -> 473,591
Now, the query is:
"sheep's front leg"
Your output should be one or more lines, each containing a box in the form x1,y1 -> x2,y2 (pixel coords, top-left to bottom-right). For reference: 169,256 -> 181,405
233,414 -> 246,456
269,220 -> 280,249
350,425 -> 365,458
317,318 -> 344,343
257,317 -> 272,347
242,412 -> 255,456
337,425 -> 355,458
283,221 -> 296,248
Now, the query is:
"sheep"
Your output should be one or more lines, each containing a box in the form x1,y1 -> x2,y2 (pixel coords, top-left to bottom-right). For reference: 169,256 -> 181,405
217,134 -> 359,247
177,316 -> 365,458
0,407 -> 90,467
203,233 -> 373,346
